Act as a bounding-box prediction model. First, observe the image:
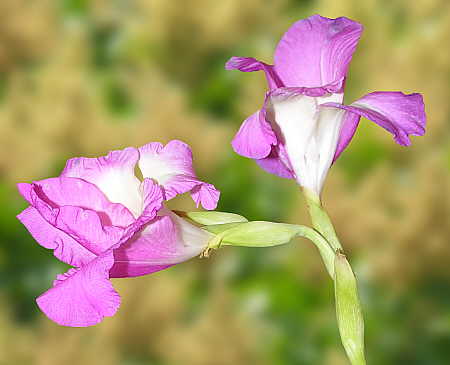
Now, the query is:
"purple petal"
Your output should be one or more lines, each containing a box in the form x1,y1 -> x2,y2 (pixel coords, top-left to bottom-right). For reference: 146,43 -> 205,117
17,183 -> 33,204
190,182 -> 220,210
332,111 -> 360,161
17,207 -> 96,267
138,140 -> 220,209
324,91 -> 426,159
29,186 -> 124,255
62,147 -> 142,217
111,210 -> 210,278
54,206 -> 124,254
231,108 -> 278,159
25,177 -> 135,227
138,140 -> 195,180
274,14 -> 363,90
36,249 -> 120,327
255,148 -> 294,179
161,175 -> 220,210
140,178 -> 165,219
225,56 -> 284,90
268,85 -> 344,98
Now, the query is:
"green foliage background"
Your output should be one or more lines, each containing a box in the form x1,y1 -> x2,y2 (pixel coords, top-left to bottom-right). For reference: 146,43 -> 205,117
0,0 -> 449,364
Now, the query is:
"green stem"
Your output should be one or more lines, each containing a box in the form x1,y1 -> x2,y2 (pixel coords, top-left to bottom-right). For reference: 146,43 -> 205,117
303,188 -> 342,251
303,188 -> 366,365
294,225 -> 335,278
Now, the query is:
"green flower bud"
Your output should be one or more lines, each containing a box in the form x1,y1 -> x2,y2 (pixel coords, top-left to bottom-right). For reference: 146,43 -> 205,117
334,251 -> 366,365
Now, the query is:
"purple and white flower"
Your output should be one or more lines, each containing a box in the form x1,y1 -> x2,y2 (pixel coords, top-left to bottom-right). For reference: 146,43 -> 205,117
226,14 -> 426,195
17,140 -> 219,327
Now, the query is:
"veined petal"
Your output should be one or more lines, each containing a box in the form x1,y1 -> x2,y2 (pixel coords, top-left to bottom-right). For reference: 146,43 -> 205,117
138,140 -> 219,210
160,174 -> 219,210
36,249 -> 120,327
62,147 -> 142,218
140,178 -> 165,219
313,106 -> 347,191
21,177 -> 135,227
29,185 -> 124,255
351,92 -> 426,145
324,91 -> 426,159
17,207 -> 96,267
54,206 -> 124,254
190,181 -> 220,210
225,56 -> 284,90
110,209 -> 211,278
274,14 -> 363,90
268,90 -> 316,172
138,141 -> 193,182
231,108 -> 278,159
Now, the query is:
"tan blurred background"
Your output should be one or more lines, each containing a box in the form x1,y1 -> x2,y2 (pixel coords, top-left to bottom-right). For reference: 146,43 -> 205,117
0,0 -> 449,364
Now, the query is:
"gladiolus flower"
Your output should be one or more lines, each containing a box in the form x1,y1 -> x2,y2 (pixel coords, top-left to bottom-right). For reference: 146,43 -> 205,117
226,14 -> 426,195
17,140 -> 219,327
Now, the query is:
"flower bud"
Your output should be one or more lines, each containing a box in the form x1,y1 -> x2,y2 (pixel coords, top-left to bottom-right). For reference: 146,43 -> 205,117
334,251 -> 366,365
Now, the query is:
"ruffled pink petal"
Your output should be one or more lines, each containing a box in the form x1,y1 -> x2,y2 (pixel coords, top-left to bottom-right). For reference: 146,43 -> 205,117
324,91 -> 426,160
138,140 -> 195,181
190,181 -> 220,211
225,56 -> 284,90
161,175 -> 219,210
62,147 -> 142,217
36,249 -> 120,327
138,140 -> 220,210
274,14 -> 363,90
139,178 -> 165,219
24,177 -> 135,227
17,207 -> 96,267
29,185 -> 124,255
110,210 -> 210,278
54,206 -> 124,253
35,181 -> 166,326
231,108 -> 278,159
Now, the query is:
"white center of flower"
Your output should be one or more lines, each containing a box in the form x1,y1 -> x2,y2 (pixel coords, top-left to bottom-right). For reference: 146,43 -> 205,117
267,92 -> 345,195
138,155 -> 178,185
95,168 -> 143,217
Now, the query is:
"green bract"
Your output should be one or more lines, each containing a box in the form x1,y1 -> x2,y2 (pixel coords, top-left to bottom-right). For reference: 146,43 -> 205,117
183,211 -> 248,225
204,221 -> 302,247
203,221 -> 335,277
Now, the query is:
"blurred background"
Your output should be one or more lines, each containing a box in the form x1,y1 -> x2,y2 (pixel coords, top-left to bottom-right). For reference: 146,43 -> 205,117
0,0 -> 449,364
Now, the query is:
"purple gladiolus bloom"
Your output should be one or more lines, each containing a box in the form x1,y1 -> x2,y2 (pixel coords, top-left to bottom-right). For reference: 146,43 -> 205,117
17,140 -> 219,327
226,14 -> 426,195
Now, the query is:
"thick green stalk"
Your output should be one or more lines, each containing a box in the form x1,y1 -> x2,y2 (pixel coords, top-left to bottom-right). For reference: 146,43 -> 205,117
303,188 -> 342,251
295,225 -> 335,278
